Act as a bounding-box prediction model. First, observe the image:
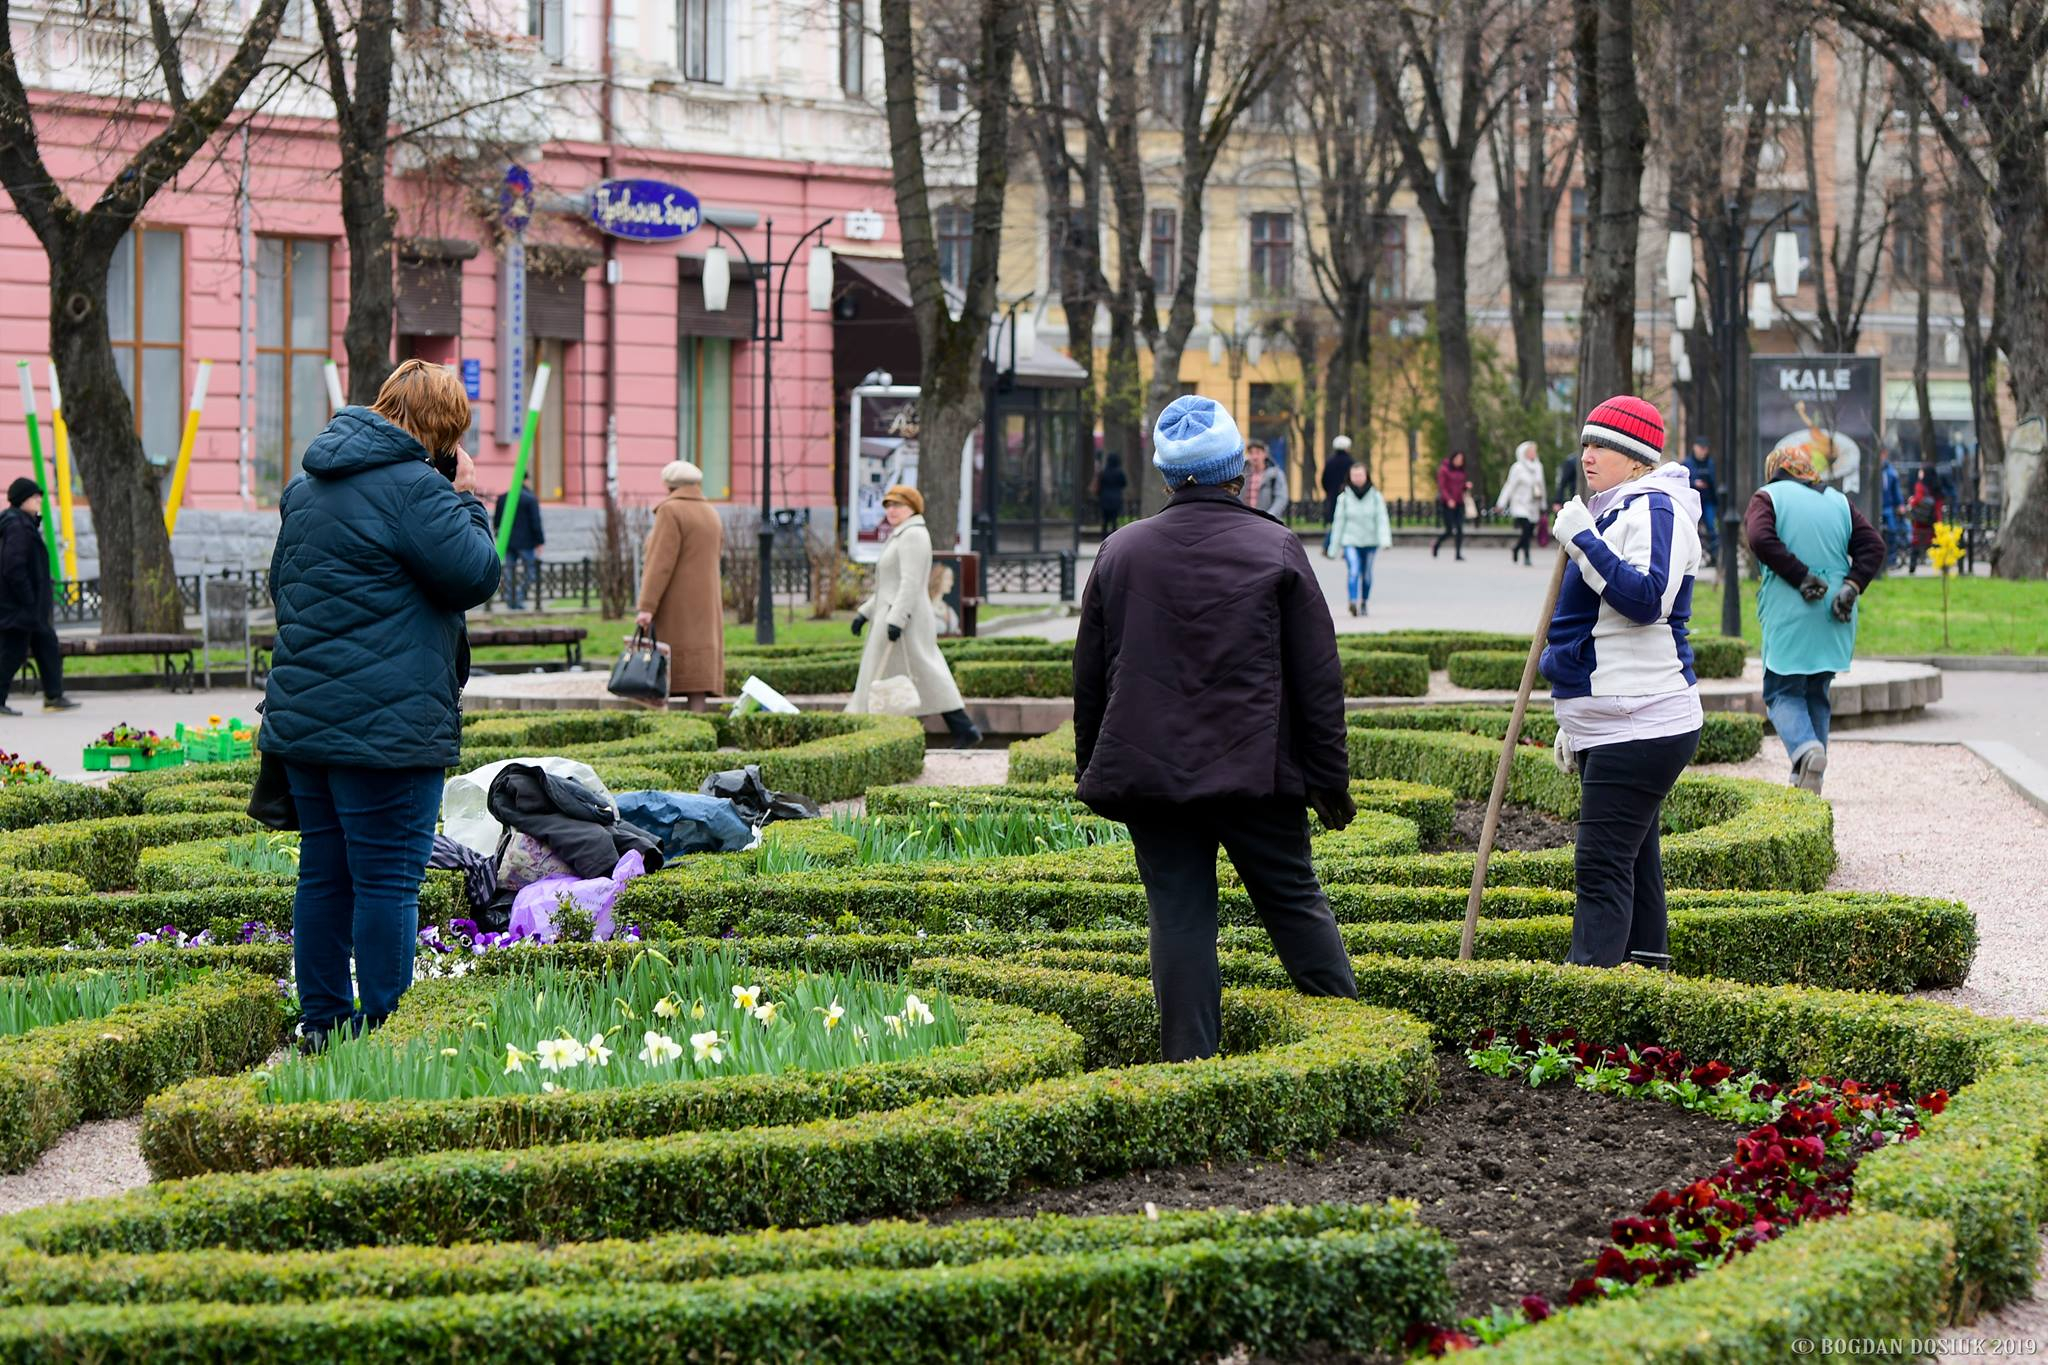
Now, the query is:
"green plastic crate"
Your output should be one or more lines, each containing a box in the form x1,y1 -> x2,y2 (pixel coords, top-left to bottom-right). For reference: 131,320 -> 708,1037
81,744 -> 186,772
177,719 -> 255,764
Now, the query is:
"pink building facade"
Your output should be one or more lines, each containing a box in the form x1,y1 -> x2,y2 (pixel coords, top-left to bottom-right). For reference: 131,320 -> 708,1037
0,95 -> 903,571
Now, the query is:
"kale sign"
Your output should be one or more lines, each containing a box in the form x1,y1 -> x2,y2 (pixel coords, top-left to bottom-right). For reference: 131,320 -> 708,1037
588,180 -> 703,241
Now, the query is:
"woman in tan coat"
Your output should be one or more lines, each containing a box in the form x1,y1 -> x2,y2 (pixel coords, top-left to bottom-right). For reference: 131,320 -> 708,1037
846,485 -> 981,747
635,461 -> 725,710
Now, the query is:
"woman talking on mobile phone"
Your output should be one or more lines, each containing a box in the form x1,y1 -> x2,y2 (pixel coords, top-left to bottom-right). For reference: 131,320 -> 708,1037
262,358 -> 502,1047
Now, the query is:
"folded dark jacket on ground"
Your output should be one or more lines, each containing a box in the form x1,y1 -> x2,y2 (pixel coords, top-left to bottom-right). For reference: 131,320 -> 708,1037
486,763 -> 664,879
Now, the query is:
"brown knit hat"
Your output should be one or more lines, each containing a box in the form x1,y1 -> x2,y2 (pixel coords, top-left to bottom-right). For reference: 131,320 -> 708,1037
883,484 -> 924,516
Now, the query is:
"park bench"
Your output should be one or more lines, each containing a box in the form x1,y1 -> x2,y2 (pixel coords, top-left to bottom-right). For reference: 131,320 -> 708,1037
251,624 -> 586,678
14,634 -> 202,694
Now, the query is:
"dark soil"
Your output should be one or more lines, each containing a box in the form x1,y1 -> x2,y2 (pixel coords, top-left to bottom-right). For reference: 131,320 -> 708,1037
1429,799 -> 1577,854
927,1056 -> 1735,1336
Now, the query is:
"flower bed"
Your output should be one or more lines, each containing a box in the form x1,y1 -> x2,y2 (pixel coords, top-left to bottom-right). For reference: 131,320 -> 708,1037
81,725 -> 184,773
0,750 -> 50,787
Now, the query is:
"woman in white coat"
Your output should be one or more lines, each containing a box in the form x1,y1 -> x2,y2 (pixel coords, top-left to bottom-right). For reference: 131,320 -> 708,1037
846,484 -> 981,748
1495,440 -> 1548,566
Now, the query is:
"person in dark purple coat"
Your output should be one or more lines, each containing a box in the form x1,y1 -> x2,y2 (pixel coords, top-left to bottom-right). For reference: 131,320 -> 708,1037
1072,395 -> 1359,1062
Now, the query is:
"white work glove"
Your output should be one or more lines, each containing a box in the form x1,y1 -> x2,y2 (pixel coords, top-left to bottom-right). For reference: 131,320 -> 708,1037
1553,727 -> 1578,776
1551,497 -> 1596,549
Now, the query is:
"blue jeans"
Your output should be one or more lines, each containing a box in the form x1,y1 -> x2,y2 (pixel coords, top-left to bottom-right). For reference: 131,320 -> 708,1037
1763,669 -> 1834,767
504,549 -> 539,608
1343,546 -> 1378,604
285,763 -> 444,1038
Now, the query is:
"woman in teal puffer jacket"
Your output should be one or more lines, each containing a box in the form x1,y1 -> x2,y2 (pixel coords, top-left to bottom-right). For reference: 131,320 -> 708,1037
1324,463 -> 1392,616
264,359 -> 501,1046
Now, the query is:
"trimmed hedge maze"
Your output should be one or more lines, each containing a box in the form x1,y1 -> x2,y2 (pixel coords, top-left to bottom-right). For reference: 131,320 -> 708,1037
0,699 -> 2026,1359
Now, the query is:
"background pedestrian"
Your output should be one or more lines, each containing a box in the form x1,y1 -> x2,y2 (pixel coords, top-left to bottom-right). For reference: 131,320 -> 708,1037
1540,395 -> 1703,971
1320,434 -> 1354,550
493,480 -> 546,610
0,479 -> 76,715
263,358 -> 502,1047
1074,394 -> 1358,1062
1746,446 -> 1886,794
1326,462 -> 1391,616
847,484 -> 981,748
1494,441 -> 1547,566
635,460 -> 725,711
1095,452 -> 1127,536
1906,467 -> 1944,572
1241,439 -> 1288,517
1683,437 -> 1720,566
1433,450 -> 1470,559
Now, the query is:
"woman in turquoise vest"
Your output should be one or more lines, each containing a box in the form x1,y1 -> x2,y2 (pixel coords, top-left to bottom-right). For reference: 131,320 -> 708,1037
1743,447 -> 1886,794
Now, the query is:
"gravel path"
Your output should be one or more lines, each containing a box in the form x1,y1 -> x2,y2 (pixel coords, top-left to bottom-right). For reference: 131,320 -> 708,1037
0,1118 -> 150,1216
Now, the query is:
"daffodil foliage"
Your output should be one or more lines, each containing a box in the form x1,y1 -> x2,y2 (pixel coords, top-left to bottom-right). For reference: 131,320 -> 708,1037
258,950 -> 963,1104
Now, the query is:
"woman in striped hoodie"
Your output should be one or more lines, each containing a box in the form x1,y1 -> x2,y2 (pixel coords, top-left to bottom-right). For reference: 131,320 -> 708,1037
1539,395 -> 1703,970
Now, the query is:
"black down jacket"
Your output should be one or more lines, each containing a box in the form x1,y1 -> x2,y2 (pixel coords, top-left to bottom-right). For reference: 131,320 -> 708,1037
0,508 -> 53,633
262,407 -> 501,770
488,764 -> 665,877
1072,484 -> 1349,812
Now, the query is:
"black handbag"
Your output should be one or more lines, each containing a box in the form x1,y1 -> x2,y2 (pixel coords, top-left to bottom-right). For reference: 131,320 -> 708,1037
607,626 -> 670,702
248,746 -> 298,831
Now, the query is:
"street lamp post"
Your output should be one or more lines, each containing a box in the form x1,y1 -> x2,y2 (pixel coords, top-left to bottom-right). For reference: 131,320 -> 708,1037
700,215 -> 835,646
1666,198 -> 1804,640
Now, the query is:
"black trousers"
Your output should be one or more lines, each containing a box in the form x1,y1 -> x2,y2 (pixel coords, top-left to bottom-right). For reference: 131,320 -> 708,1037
1568,728 -> 1700,967
1511,517 -> 1536,564
0,624 -> 63,704
1433,503 -> 1466,556
1123,797 -> 1358,1061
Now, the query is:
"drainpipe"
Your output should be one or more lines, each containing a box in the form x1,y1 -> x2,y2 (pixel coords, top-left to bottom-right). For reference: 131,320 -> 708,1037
600,0 -> 619,505
238,126 -> 255,513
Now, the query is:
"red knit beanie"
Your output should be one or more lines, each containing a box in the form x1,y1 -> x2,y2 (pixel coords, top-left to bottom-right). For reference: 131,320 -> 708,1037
1581,395 -> 1666,465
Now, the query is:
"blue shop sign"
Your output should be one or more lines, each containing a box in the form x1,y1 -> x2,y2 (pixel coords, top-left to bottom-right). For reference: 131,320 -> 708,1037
589,179 -> 703,241
460,358 -> 482,400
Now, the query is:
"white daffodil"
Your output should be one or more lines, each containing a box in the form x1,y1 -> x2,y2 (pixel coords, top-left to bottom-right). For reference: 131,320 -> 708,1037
731,983 -> 762,1012
542,1081 -> 558,1094
535,1037 -> 585,1073
439,1046 -> 459,1058
689,998 -> 706,1020
653,996 -> 680,1020
639,1030 -> 683,1065
584,1033 -> 613,1068
884,1014 -> 905,1037
817,1000 -> 846,1031
503,1044 -> 533,1075
689,1029 -> 723,1064
852,1025 -> 869,1047
752,1000 -> 779,1026
904,994 -> 935,1027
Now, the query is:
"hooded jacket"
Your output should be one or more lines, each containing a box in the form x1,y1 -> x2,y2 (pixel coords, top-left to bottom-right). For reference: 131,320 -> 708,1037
0,507 -> 53,633
1495,449 -> 1547,522
1540,462 -> 1703,700
262,407 -> 502,770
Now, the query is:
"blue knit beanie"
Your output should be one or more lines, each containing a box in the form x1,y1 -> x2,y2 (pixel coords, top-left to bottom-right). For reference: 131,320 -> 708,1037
1151,395 -> 1246,486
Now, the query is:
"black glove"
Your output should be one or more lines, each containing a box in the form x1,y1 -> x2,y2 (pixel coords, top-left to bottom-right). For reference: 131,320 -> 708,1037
887,623 -> 903,643
851,614 -> 867,637
1831,580 -> 1860,622
1798,573 -> 1829,603
1309,788 -> 1357,833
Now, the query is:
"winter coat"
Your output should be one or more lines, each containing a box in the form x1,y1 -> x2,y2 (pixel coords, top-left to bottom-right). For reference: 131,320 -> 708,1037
1096,458 -> 1128,515
1320,451 -> 1354,501
1327,484 -> 1392,551
263,406 -> 501,771
1540,463 -> 1704,701
1907,482 -> 1944,548
848,515 -> 964,716
635,486 -> 726,695
494,486 -> 546,555
1242,458 -> 1289,517
1073,485 -> 1348,812
1747,476 -> 1887,676
1682,454 -> 1719,526
1494,454 -> 1547,522
1436,461 -> 1470,508
0,508 -> 53,634
486,763 -> 664,879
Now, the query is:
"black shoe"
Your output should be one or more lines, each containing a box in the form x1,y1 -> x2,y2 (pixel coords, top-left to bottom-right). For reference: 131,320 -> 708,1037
1431,542 -> 1441,558
42,696 -> 79,711
940,709 -> 983,750
0,704 -> 18,717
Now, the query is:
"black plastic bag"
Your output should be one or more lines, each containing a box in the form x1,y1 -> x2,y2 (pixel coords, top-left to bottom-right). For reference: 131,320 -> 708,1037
697,765 -> 821,827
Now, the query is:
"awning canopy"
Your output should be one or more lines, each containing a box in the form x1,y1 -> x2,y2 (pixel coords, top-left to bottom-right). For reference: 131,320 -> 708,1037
1883,378 -> 1976,425
833,256 -> 1088,390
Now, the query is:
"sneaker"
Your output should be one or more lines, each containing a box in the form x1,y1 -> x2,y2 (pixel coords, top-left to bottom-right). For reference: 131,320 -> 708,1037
42,696 -> 79,712
1791,745 -> 1828,795
0,704 -> 17,717
1347,602 -> 1359,617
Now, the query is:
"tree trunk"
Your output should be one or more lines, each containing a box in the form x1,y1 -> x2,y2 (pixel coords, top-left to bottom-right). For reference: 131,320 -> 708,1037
1572,0 -> 1647,410
1506,250 -> 1549,413
1988,140 -> 2048,577
337,0 -> 397,404
50,254 -> 182,632
1432,230 -> 1479,461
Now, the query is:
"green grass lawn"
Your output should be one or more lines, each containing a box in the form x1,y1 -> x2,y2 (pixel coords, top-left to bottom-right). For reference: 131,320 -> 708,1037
1690,574 -> 2048,657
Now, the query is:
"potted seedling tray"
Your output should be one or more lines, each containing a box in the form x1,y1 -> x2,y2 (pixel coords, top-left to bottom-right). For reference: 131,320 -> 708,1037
178,716 -> 256,764
83,725 -> 185,772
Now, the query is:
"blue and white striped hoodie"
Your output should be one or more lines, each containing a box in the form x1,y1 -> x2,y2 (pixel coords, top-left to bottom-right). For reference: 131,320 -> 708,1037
1540,462 -> 1703,699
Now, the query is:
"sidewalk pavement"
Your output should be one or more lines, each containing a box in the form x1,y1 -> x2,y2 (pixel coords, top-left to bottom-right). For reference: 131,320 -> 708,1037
0,687 -> 265,781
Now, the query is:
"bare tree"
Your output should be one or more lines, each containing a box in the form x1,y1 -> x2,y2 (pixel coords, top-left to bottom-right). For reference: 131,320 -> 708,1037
1487,1 -> 1577,413
1822,0 -> 2048,575
1901,93 -> 1938,477
1570,0 -> 1648,409
879,0 -> 1023,548
1792,25 -> 1895,354
1369,0 -> 1525,465
0,0 -> 291,631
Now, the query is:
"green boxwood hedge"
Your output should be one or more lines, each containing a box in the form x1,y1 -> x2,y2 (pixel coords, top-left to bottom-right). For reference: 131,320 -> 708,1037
1445,649 -> 1533,690
1342,650 -> 1431,697
0,811 -> 259,891
0,967 -> 1437,1255
141,992 -> 1086,1176
0,968 -> 284,1172
0,1209 -> 1452,1362
1352,705 -> 1765,765
1340,630 -> 1747,680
